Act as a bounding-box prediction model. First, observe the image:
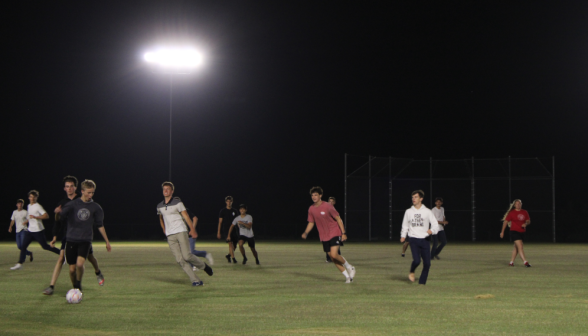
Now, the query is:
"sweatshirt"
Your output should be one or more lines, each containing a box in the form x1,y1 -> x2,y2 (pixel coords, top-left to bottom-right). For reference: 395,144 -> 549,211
400,205 -> 439,239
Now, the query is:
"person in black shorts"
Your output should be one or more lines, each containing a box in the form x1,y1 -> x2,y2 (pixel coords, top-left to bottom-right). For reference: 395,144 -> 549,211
217,196 -> 239,263
43,176 -> 105,295
228,204 -> 259,265
325,197 -> 341,262
500,199 -> 532,267
60,180 -> 111,292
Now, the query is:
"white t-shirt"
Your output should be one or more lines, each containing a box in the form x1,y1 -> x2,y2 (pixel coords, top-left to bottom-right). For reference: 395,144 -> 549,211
157,198 -> 188,236
11,210 -> 28,233
27,203 -> 46,232
431,207 -> 445,231
232,214 -> 254,238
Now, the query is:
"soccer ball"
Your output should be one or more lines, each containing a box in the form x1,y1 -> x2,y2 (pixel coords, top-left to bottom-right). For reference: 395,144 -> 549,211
66,289 -> 83,304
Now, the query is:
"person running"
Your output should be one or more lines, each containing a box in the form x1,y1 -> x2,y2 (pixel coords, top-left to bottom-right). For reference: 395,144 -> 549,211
302,186 -> 356,284
431,197 -> 448,260
8,199 -> 32,261
10,190 -> 60,270
158,182 -> 213,286
177,202 -> 213,271
43,175 -> 105,296
228,204 -> 259,265
500,199 -> 531,267
400,190 -> 439,285
325,197 -> 341,263
217,196 -> 239,264
59,180 -> 111,292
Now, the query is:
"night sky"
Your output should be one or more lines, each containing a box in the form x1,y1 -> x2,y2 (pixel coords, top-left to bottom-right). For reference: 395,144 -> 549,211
3,2 -> 587,242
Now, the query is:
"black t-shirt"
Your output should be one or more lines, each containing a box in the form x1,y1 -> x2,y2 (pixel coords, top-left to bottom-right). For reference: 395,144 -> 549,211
219,207 -> 238,233
53,194 -> 79,239
183,208 -> 196,231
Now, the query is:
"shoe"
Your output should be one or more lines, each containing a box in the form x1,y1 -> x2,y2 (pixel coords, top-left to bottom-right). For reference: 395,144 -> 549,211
192,281 -> 204,287
524,261 -> 531,267
97,273 -> 105,286
509,262 -> 514,267
408,273 -> 415,282
345,277 -> 352,284
401,253 -> 405,257
30,252 -> 33,262
193,266 -> 199,272
434,255 -> 440,260
42,286 -> 54,295
203,264 -> 213,276
256,258 -> 260,265
232,258 -> 237,264
347,266 -> 356,280
326,259 -> 332,263
225,254 -> 231,263
205,253 -> 214,266
242,257 -> 248,265
10,263 -> 22,270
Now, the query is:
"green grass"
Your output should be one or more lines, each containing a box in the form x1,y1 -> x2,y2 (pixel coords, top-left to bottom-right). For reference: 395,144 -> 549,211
1,241 -> 587,335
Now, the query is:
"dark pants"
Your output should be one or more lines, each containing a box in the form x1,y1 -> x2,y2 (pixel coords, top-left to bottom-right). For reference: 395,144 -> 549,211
15,231 -> 32,256
409,238 -> 431,285
431,231 -> 447,257
18,230 -> 60,263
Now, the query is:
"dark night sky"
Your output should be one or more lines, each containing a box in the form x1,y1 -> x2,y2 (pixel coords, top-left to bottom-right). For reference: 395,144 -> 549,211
2,1 -> 587,241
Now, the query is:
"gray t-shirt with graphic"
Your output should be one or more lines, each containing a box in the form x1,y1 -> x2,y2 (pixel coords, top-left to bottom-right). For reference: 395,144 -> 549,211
60,198 -> 104,243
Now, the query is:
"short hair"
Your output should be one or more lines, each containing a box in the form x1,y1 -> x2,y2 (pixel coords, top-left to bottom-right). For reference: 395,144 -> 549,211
225,196 -> 233,201
310,186 -> 323,195
63,175 -> 78,187
411,190 -> 424,198
435,197 -> 443,202
162,182 -> 174,191
239,204 -> 247,210
328,197 -> 336,201
28,190 -> 39,198
81,180 -> 96,190
16,199 -> 24,204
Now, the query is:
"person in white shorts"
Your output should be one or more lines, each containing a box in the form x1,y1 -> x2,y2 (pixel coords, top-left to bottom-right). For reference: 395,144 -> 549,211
228,204 -> 259,265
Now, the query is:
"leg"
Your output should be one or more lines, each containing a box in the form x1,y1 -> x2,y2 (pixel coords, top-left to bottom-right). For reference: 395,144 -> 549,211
17,231 -> 34,264
32,231 -> 60,255
65,243 -> 77,287
170,233 -> 204,283
87,251 -> 100,273
329,246 -> 346,272
238,240 -> 247,258
431,234 -> 438,257
510,244 -> 518,262
50,250 -> 66,286
228,241 -> 236,258
75,256 -> 87,289
190,237 -> 207,258
16,231 -> 32,256
434,231 -> 447,256
69,264 -> 77,287
514,240 -> 527,262
418,239 -> 432,284
409,239 -> 422,282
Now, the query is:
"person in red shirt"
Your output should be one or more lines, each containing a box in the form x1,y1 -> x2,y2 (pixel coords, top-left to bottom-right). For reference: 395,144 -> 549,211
302,186 -> 356,283
500,199 -> 531,267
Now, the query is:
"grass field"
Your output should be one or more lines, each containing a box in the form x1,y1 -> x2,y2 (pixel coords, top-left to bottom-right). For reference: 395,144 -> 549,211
1,241 -> 587,336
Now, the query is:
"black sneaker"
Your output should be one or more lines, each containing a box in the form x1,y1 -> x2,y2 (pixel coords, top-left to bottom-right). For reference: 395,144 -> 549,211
242,257 -> 248,265
225,254 -> 231,263
256,258 -> 260,265
42,286 -> 54,295
30,252 -> 34,262
434,255 -> 440,260
401,253 -> 405,257
524,261 -> 532,267
232,258 -> 237,264
203,264 -> 213,276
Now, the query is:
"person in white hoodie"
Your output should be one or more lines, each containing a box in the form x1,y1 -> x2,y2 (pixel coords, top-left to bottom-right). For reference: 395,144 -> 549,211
400,190 -> 439,285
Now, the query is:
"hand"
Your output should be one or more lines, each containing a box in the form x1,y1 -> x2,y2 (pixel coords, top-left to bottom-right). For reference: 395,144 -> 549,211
54,205 -> 62,213
341,233 -> 347,242
427,229 -> 432,235
301,232 -> 308,239
217,232 -> 221,239
8,227 -> 12,233
444,221 -> 449,225
521,224 -> 527,228
50,238 -> 56,248
500,232 -> 504,239
190,229 -> 198,238
400,237 -> 405,243
105,242 -> 112,252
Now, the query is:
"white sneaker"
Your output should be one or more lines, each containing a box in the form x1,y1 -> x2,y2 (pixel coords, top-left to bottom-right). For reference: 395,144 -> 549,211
205,253 -> 214,266
192,266 -> 199,272
10,263 -> 22,270
347,266 -> 356,280
345,277 -> 352,284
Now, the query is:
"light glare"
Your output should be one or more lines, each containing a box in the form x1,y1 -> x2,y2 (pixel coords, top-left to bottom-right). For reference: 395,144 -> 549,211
143,48 -> 203,68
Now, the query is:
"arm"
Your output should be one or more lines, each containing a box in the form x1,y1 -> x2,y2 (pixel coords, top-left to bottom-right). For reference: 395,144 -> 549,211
522,212 -> 531,228
334,216 -> 347,241
500,220 -> 509,238
217,218 -> 223,239
301,222 -> 315,239
8,220 -> 14,233
400,212 -> 409,242
227,224 -> 235,241
428,211 -> 439,235
159,215 -> 166,235
192,216 -> 198,228
180,210 -> 196,238
31,213 -> 49,220
443,216 -> 448,225
97,226 -> 112,252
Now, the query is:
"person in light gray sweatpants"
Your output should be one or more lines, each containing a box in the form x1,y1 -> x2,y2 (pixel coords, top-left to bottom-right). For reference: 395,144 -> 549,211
167,231 -> 206,283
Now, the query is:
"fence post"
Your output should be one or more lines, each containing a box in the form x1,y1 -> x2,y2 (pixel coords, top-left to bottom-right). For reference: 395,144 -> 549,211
430,157 -> 433,207
369,155 -> 372,242
344,153 -> 347,231
552,156 -> 556,243
508,156 -> 511,202
471,157 -> 476,242
389,156 -> 392,241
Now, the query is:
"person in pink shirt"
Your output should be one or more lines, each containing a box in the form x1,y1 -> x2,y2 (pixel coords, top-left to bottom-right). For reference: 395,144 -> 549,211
500,199 -> 531,267
302,186 -> 356,283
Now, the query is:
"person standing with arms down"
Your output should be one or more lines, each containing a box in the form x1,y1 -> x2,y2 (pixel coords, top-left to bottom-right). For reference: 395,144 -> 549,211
400,190 -> 439,285
59,180 -> 111,292
158,182 -> 213,286
431,197 -> 448,260
500,199 -> 531,267
302,187 -> 356,284
8,199 -> 32,261
11,190 -> 60,270
229,204 -> 259,265
217,196 -> 239,264
43,175 -> 105,296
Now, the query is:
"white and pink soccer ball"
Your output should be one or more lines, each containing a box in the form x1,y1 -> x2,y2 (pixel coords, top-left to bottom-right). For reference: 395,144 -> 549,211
66,289 -> 83,304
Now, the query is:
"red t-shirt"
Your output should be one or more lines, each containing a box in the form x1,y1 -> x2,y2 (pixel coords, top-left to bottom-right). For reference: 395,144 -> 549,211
307,201 -> 342,242
506,209 -> 530,233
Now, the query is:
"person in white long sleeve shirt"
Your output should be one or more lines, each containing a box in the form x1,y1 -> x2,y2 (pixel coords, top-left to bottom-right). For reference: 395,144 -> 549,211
400,190 -> 439,285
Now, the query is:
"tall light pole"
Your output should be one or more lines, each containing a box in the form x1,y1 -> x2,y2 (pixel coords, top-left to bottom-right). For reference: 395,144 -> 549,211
144,48 -> 203,181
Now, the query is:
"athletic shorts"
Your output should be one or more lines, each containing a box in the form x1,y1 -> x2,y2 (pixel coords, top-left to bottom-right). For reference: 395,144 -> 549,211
510,231 -> 525,242
238,235 -> 255,248
322,236 -> 344,253
65,241 -> 92,265
224,228 -> 240,245
61,237 -> 93,254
